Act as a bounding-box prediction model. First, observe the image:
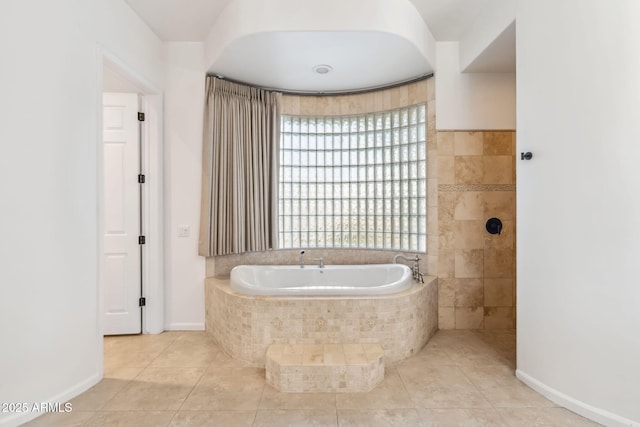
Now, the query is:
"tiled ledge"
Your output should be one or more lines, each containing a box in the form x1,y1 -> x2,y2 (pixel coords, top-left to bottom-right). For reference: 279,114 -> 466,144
265,343 -> 385,393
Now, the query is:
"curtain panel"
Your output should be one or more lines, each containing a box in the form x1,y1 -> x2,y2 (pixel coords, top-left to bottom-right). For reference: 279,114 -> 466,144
199,77 -> 281,256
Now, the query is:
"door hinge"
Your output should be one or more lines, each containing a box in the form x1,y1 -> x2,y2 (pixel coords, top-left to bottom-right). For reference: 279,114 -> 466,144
139,297 -> 146,307
138,112 -> 145,121
138,174 -> 145,184
138,235 -> 146,245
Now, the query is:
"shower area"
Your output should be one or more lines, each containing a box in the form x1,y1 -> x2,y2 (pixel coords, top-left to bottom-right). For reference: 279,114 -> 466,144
435,130 -> 516,330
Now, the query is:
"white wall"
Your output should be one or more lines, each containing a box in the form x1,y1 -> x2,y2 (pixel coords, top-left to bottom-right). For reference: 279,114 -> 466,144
458,0 -> 515,72
516,1 -> 640,425
0,1 -> 165,425
435,41 -> 516,130
164,42 -> 206,330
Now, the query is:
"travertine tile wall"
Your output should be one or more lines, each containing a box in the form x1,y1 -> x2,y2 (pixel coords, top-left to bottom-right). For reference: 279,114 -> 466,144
436,131 -> 516,329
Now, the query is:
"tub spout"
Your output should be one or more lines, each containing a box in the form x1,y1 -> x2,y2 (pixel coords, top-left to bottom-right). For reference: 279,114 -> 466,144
394,253 -> 424,283
313,258 -> 325,268
299,250 -> 305,268
393,253 -> 412,264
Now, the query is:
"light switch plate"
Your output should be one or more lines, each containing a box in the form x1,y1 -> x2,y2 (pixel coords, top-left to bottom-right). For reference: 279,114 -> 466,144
178,225 -> 190,237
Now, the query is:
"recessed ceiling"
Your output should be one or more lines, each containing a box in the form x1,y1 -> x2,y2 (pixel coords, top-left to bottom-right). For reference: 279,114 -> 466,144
212,31 -> 431,92
124,0 -> 515,92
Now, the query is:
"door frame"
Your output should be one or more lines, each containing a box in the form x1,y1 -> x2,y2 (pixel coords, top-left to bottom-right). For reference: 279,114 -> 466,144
97,47 -> 164,337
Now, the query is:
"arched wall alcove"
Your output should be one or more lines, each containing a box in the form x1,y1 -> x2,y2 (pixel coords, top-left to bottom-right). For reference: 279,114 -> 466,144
203,0 -> 436,92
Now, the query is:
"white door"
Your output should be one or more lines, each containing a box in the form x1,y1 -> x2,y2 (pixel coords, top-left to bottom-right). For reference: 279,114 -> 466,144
103,92 -> 142,335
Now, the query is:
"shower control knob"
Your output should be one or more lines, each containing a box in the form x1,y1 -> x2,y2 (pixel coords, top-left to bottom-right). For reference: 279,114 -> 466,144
521,152 -> 533,160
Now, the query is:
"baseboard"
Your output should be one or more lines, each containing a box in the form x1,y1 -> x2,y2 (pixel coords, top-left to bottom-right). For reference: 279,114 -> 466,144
0,372 -> 101,427
516,369 -> 639,427
165,322 -> 205,331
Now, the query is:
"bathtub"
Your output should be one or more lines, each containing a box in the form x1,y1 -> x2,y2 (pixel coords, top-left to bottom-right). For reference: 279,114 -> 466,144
205,267 -> 438,366
230,263 -> 413,296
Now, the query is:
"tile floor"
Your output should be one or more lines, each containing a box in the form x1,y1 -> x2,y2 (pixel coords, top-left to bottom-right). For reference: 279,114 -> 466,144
26,330 -> 600,426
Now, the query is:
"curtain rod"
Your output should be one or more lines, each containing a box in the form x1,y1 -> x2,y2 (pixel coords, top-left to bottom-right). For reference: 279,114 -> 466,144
208,72 -> 434,97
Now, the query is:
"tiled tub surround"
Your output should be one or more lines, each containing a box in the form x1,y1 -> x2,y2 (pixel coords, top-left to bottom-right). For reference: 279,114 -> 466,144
205,275 -> 438,366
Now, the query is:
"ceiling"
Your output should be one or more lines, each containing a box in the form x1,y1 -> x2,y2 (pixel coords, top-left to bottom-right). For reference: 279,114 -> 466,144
124,0 -> 514,92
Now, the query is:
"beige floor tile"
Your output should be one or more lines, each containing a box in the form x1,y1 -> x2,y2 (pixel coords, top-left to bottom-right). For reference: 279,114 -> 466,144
419,408 -> 506,426
136,366 -> 207,385
103,349 -> 163,370
338,408 -> 425,426
101,382 -> 194,412
104,332 -> 180,355
427,330 -> 479,348
253,409 -> 338,427
478,384 -> 556,409
336,368 -> 414,410
460,365 -> 555,408
24,330 -> 607,427
172,331 -> 213,344
460,365 -> 527,389
400,366 -> 491,409
149,341 -> 224,368
84,410 -> 175,426
437,342 -> 513,369
195,366 -> 266,393
23,410 -> 95,427
168,410 -> 256,426
496,407 -> 602,426
181,390 -> 264,411
398,365 -> 472,392
68,378 -> 130,411
409,383 -> 492,409
392,342 -> 457,369
260,384 -> 337,409
103,365 -> 145,381
102,367 -> 205,411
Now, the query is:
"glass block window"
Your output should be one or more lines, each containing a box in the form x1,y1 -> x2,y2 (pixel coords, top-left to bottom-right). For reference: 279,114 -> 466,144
279,104 -> 427,251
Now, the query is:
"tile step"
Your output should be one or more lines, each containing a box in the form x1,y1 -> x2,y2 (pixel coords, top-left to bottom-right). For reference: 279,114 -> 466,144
265,343 -> 384,393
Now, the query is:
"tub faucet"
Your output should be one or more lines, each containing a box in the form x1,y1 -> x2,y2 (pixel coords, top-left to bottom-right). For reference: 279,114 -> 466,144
299,250 -> 305,268
313,257 -> 325,268
393,253 -> 424,283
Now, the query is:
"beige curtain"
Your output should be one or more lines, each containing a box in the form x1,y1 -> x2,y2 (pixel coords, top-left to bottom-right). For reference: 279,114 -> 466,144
199,76 -> 281,256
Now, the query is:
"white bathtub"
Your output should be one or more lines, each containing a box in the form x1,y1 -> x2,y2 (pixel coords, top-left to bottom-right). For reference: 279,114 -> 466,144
230,263 -> 413,296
